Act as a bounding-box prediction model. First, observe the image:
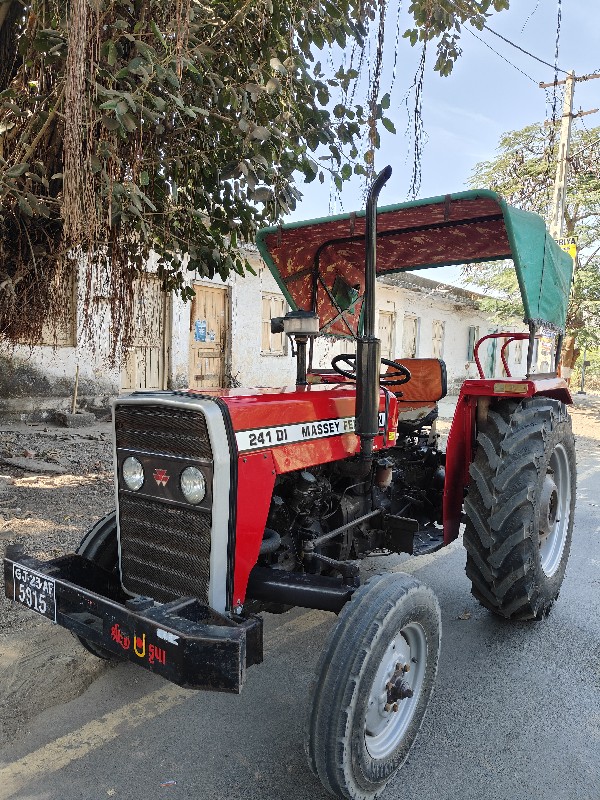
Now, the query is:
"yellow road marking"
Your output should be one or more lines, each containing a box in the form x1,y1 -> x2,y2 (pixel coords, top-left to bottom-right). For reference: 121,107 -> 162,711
0,540 -> 458,797
0,685 -> 191,799
0,608 -> 331,798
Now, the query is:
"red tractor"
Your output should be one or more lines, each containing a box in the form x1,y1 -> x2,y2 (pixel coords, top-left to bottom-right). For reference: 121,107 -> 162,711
4,168 -> 576,800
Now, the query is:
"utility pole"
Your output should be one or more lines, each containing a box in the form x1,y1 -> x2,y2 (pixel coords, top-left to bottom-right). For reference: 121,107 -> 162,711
539,72 -> 600,238
547,71 -> 574,239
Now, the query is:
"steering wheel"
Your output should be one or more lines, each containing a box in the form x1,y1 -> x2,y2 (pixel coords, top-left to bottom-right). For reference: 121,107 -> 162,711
331,354 -> 411,386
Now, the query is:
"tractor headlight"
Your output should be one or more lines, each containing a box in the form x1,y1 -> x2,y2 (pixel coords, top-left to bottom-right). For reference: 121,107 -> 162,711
122,456 -> 144,491
180,466 -> 206,505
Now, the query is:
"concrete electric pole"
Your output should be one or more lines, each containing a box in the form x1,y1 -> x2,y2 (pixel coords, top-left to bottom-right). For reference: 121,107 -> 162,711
539,72 -> 600,239
538,72 -> 599,381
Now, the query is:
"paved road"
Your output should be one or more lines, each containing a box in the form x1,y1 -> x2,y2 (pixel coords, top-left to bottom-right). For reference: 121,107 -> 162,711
1,447 -> 599,800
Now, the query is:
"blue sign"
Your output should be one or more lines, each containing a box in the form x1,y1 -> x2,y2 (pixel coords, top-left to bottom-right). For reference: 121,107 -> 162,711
194,319 -> 207,342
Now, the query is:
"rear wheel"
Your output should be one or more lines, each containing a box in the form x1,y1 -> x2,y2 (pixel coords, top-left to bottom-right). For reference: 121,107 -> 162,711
464,397 -> 576,620
74,511 -> 125,661
306,572 -> 441,800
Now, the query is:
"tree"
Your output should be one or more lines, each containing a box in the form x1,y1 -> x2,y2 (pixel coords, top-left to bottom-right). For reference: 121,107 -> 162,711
0,0 -> 509,358
463,121 -> 600,371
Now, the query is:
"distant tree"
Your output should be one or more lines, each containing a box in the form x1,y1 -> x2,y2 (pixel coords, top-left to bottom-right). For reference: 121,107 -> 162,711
463,122 -> 600,373
0,0 -> 509,357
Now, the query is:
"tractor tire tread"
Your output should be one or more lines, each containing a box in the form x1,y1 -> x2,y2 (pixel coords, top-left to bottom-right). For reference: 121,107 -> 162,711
463,397 -> 576,620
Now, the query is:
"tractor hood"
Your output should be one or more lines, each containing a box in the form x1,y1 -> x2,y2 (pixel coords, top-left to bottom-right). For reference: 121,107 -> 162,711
256,189 -> 574,336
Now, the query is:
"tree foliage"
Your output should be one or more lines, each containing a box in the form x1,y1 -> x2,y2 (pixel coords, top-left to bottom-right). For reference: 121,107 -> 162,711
463,122 -> 600,366
0,0 -> 509,356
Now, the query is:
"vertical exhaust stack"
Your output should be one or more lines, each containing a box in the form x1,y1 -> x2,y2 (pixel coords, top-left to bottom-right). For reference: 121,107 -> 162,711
355,165 -> 392,464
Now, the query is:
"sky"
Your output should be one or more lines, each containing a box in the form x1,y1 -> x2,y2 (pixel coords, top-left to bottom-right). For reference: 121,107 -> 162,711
286,0 -> 600,285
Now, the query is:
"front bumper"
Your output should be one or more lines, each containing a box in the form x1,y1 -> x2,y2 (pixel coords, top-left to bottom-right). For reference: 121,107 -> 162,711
3,546 -> 262,694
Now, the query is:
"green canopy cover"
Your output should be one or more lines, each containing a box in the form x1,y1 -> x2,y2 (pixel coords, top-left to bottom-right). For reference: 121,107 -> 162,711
256,189 -> 574,337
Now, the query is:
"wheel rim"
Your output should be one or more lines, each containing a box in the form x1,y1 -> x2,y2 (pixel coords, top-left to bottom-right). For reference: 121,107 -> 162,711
364,622 -> 427,760
539,442 -> 571,577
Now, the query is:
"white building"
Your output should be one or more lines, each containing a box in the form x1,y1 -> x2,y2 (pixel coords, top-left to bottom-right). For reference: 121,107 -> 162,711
0,249 -> 527,417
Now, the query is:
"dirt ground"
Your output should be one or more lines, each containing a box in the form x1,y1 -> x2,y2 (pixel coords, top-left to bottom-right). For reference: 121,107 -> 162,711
1,393 -> 599,749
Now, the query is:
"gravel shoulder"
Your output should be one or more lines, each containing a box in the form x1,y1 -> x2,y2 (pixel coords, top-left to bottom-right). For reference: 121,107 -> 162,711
1,392 -> 599,749
0,422 -> 116,747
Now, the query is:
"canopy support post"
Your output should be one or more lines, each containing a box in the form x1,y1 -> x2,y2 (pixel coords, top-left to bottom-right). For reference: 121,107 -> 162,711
526,321 -> 536,378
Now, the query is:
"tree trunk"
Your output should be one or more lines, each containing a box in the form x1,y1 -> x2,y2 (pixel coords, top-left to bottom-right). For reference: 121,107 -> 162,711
559,334 -> 580,385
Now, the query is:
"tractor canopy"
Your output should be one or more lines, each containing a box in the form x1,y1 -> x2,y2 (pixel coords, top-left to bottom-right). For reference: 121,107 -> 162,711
256,189 -> 574,338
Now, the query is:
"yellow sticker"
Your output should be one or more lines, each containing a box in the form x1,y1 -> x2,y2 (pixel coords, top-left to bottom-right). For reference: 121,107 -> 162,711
556,235 -> 577,261
388,432 -> 397,440
493,382 -> 529,394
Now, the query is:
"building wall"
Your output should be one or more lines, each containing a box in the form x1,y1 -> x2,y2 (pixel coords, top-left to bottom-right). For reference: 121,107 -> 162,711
172,252 -> 526,392
0,250 -> 528,417
0,261 -> 121,415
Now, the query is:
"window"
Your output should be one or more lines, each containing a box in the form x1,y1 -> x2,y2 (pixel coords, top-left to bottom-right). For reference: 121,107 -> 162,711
378,311 -> 395,360
432,320 -> 445,359
401,315 -> 419,358
514,339 -> 523,364
261,293 -> 287,355
467,326 -> 479,361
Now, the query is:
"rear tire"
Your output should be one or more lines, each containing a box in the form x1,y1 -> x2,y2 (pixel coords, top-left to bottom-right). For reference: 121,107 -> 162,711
464,397 -> 576,620
306,573 -> 441,800
74,511 -> 125,661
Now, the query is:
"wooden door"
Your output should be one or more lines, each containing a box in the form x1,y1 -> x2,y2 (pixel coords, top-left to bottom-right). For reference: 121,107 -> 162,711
189,284 -> 229,389
432,320 -> 445,359
378,311 -> 395,360
401,315 -> 419,358
121,275 -> 169,392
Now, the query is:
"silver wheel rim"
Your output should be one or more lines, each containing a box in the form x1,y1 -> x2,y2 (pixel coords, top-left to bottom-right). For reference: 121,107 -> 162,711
539,442 -> 571,577
364,622 -> 427,760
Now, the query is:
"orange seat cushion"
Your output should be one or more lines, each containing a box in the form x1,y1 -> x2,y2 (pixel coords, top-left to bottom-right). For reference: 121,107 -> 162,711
385,358 -> 447,403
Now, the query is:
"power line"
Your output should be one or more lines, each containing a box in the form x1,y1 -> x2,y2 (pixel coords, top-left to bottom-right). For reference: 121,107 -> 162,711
443,0 -> 570,74
464,26 -> 538,84
481,23 -> 569,75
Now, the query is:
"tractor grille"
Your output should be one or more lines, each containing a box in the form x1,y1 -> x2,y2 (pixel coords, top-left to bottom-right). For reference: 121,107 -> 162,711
118,494 -> 212,604
115,403 -> 213,604
114,405 -> 212,460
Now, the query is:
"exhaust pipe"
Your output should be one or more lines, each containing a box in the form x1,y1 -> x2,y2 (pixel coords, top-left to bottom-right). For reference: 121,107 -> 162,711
355,165 -> 392,463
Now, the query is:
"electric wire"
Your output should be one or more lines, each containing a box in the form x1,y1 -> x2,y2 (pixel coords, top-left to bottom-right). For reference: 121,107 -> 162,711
481,23 -> 569,75
521,0 -> 542,34
444,0 -> 569,74
464,25 -> 539,84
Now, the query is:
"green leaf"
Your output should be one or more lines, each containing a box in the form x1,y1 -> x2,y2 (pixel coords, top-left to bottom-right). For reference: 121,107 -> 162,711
381,93 -> 391,110
266,77 -> 281,95
269,57 -> 287,75
101,115 -> 121,130
106,40 -> 118,67
119,113 -> 138,132
140,171 -> 150,186
382,117 -> 396,134
18,195 -> 34,216
341,163 -> 352,180
4,163 -> 30,178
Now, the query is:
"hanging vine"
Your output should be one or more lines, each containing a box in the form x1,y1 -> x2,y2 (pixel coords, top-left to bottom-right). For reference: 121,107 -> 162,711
0,0 -> 510,361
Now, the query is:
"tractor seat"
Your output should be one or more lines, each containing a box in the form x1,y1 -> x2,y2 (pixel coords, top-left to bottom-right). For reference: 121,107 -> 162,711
385,358 -> 447,431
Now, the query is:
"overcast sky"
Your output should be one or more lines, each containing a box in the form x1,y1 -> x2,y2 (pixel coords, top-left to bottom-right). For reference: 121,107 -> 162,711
286,0 -> 599,284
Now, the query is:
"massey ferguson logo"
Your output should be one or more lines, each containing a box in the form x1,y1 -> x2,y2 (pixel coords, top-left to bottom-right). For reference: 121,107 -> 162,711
153,468 -> 170,487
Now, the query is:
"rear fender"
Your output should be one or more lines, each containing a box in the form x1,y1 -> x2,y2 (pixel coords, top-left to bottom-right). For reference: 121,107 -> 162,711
442,377 -> 572,544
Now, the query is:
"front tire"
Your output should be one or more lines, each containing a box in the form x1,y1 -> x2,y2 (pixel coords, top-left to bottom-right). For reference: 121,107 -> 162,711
74,511 -> 125,661
464,397 -> 576,620
306,573 -> 441,800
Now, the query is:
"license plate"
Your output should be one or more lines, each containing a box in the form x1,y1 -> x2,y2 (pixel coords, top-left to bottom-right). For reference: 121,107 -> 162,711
12,564 -> 56,622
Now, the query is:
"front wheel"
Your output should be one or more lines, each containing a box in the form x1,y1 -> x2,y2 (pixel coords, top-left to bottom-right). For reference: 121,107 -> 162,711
306,572 -> 441,800
74,511 -> 125,661
464,397 -> 576,620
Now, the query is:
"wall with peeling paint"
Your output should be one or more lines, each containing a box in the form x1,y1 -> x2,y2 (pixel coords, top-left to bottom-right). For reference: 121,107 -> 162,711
1,248 -> 526,417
